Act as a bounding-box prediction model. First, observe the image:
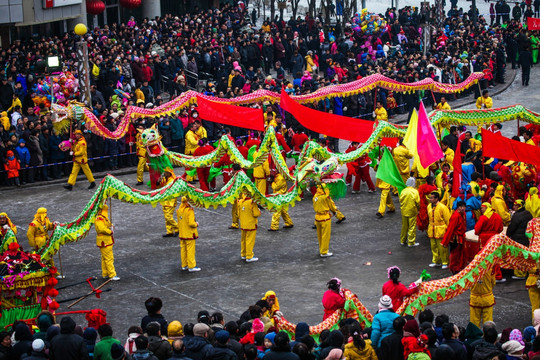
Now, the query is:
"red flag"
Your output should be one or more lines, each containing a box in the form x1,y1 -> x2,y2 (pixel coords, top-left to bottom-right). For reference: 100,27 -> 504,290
196,95 -> 265,131
527,17 -> 540,30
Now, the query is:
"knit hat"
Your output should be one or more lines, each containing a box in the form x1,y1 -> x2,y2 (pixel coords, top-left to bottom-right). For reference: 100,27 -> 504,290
509,329 -> 525,346
502,340 -> 524,356
265,332 -> 276,344
378,295 -> 393,310
168,320 -> 183,337
215,330 -> 230,344
193,323 -> 210,337
252,318 -> 264,333
32,339 -> 45,352
110,343 -> 125,360
524,326 -> 536,342
404,319 -> 421,338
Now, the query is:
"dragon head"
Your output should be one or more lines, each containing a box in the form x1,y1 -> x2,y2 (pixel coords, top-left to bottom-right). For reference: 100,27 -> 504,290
297,157 -> 343,184
139,124 -> 164,157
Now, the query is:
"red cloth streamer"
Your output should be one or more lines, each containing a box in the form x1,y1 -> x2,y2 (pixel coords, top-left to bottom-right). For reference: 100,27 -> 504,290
279,90 -> 374,142
527,17 -> 540,30
196,95 -> 264,131
483,129 -> 540,165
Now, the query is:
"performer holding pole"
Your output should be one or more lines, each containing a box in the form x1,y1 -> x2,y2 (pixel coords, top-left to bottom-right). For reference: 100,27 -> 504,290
95,203 -> 119,281
177,197 -> 200,272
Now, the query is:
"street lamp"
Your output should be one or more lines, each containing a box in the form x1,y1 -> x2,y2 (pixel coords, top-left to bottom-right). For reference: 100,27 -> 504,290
46,56 -> 61,73
74,23 -> 92,107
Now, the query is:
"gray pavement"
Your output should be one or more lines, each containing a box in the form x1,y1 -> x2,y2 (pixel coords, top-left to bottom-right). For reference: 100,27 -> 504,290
1,65 -> 539,335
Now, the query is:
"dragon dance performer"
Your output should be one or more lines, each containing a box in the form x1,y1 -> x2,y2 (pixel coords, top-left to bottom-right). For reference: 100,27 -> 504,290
64,130 -> 96,191
383,266 -> 420,311
95,204 -> 119,281
177,196 -> 200,272
469,270 -> 496,327
313,184 -> 335,257
427,191 -> 451,269
268,172 -> 294,231
238,194 -> 261,262
261,291 -> 280,318
135,124 -> 148,186
441,201 -> 467,274
0,212 -> 16,237
27,207 -> 58,268
253,151 -> 270,195
229,164 -> 242,230
160,171 -> 178,238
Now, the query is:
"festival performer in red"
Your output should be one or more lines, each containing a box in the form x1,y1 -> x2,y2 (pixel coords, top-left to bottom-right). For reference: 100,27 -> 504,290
441,201 -> 468,273
475,202 -> 505,282
193,138 -> 216,192
322,278 -> 346,320
383,266 -> 420,311
417,176 -> 437,232
291,128 -> 309,153
345,142 -> 360,185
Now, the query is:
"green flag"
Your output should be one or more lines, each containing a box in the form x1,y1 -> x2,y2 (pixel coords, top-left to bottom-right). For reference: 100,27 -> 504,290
376,148 -> 406,193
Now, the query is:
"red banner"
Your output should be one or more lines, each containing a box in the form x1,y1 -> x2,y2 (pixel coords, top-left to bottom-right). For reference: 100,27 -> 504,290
279,90 -> 374,143
528,17 -> 540,30
482,129 -> 540,166
195,95 -> 265,131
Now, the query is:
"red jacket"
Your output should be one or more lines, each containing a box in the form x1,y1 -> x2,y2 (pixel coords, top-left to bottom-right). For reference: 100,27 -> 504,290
193,144 -> 214,157
322,289 -> 345,320
382,280 -> 418,312
475,213 -> 503,247
142,66 -> 153,82
4,158 -> 20,178
291,133 -> 309,152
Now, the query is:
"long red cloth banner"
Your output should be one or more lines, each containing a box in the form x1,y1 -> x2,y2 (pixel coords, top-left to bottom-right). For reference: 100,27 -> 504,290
196,95 -> 265,131
279,89 -> 374,143
482,129 -> 540,166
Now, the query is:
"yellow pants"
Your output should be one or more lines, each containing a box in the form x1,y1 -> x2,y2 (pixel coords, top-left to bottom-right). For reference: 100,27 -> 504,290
231,201 -> 239,228
137,156 -> 147,183
430,238 -> 449,265
316,219 -> 331,255
529,287 -> 540,321
180,240 -> 196,269
99,246 -> 116,278
68,162 -> 95,185
241,230 -> 257,259
270,209 -> 293,230
470,306 -> 493,328
378,188 -> 396,215
255,178 -> 267,195
162,205 -> 178,234
400,215 -> 417,245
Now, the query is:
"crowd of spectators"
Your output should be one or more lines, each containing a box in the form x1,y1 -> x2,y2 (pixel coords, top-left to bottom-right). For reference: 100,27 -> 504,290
1,296 -> 540,360
0,0 -> 537,187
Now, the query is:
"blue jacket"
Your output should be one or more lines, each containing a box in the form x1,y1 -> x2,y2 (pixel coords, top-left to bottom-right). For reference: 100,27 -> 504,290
16,146 -> 30,166
371,310 -> 399,348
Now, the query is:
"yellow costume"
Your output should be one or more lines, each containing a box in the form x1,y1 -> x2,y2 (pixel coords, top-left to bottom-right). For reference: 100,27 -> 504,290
375,106 -> 388,121
436,101 -> 451,110
160,175 -> 178,236
469,271 -> 495,327
177,197 -> 198,270
313,186 -> 333,256
0,212 -> 17,235
7,97 -> 22,113
270,174 -> 294,230
134,88 -> 145,103
67,133 -> 95,186
491,185 -> 511,226
263,111 -> 276,128
427,201 -> 451,265
399,184 -> 420,246
0,112 -> 9,131
526,187 -> 540,218
526,267 -> 540,321
393,145 -> 413,183
476,96 -> 493,109
253,153 -> 270,195
470,181 -> 485,199
443,148 -> 454,169
230,200 -> 239,229
136,132 -> 147,183
376,179 -> 395,216
184,130 -> 200,155
95,204 -> 116,279
238,195 -> 261,260
305,55 -> 316,72
27,208 -> 54,251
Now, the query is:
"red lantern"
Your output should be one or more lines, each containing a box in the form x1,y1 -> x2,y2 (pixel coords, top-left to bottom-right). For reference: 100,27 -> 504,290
87,0 -> 105,15
120,0 -> 142,9
49,300 -> 60,312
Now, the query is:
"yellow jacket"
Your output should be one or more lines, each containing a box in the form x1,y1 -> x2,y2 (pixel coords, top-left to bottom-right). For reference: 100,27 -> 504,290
470,271 -> 495,308
261,290 -> 280,317
443,148 -> 454,169
0,111 -> 9,130
305,55 -> 316,72
185,130 -> 200,155
491,185 -> 511,226
27,209 -> 54,249
393,145 -> 413,175
313,186 -> 332,222
468,138 -> 482,153
375,107 -> 388,121
160,176 -> 177,207
136,133 -> 146,157
7,97 -> 21,113
238,196 -> 261,230
95,206 -> 113,248
72,137 -> 89,164
399,186 -> 420,217
135,88 -> 145,103
177,198 -> 198,240
427,202 -> 451,239
436,102 -> 451,110
476,96 -> 493,109
271,174 -> 287,194
344,340 -> 378,360
253,158 -> 270,179
526,187 -> 540,218
470,181 -> 485,198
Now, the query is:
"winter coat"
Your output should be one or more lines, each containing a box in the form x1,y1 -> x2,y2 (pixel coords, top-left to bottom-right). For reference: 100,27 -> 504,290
147,336 -> 173,360
184,336 -> 214,360
371,310 -> 400,348
50,333 -> 89,360
322,290 -> 345,320
344,340 -> 378,360
507,208 -> 533,245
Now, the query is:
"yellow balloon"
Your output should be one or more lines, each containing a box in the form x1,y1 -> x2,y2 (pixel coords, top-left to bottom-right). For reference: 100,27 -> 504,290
74,23 -> 87,36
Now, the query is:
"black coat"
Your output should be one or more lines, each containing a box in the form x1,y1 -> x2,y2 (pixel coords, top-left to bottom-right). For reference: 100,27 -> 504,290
148,336 -> 173,360
210,344 -> 238,360
184,336 -> 215,360
377,331 -> 404,360
262,350 -> 300,360
506,208 -> 533,245
519,50 -> 533,70
50,333 -> 89,360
